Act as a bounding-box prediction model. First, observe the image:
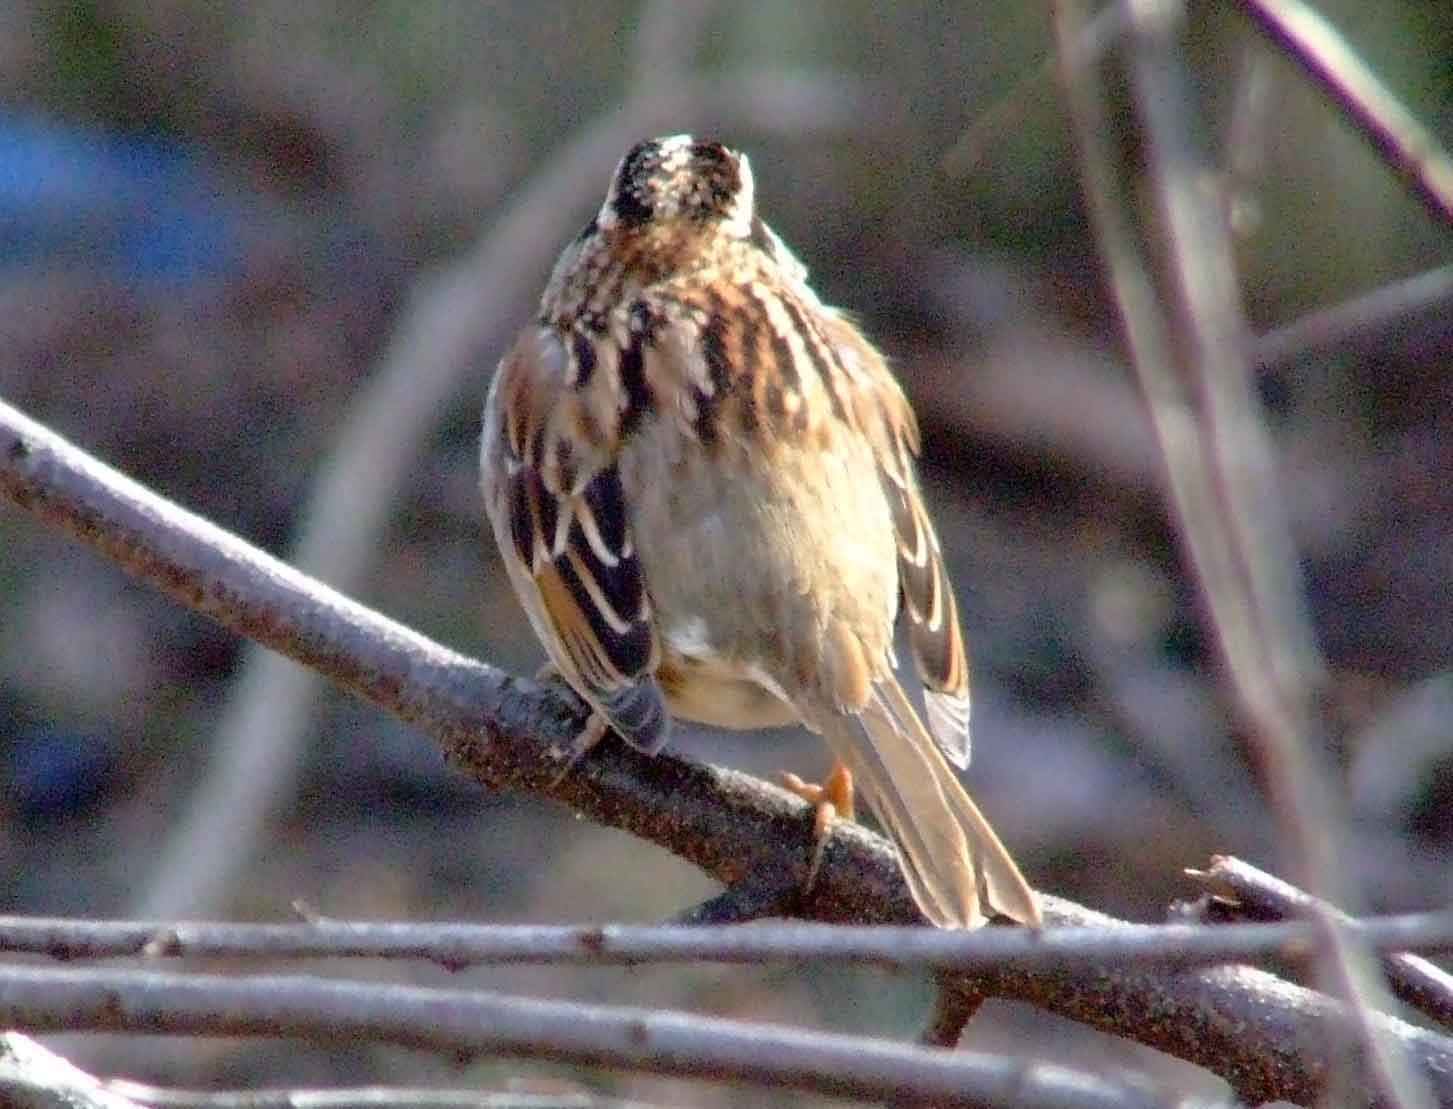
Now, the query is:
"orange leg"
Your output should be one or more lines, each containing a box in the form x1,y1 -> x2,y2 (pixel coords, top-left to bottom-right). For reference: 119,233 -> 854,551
779,761 -> 856,894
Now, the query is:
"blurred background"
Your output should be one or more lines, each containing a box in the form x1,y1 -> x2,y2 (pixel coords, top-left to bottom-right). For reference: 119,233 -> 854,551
1,0 -> 1450,1101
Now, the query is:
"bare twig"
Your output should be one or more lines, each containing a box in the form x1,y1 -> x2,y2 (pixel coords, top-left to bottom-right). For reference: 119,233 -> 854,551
0,964 -> 1202,1109
106,1079 -> 666,1109
942,2 -> 1127,175
946,0 -> 1453,226
140,62 -> 896,920
1231,0 -> 1453,225
7,911 -> 1453,974
1191,856 -> 1453,1034
7,400 -> 1453,1104
1253,264 -> 1453,372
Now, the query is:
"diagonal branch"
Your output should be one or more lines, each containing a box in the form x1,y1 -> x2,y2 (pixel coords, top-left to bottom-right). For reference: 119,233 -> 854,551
1053,2 -> 1440,1105
5,401 -> 1453,1106
1231,0 -> 1453,226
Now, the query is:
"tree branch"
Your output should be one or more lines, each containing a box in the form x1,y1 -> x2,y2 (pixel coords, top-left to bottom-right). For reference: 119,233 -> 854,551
1230,0 -> 1453,226
0,964 -> 1205,1109
1190,856 -> 1453,1033
4,910 -> 1453,974
5,398 -> 1453,1105
105,1079 -> 665,1109
0,1032 -> 143,1109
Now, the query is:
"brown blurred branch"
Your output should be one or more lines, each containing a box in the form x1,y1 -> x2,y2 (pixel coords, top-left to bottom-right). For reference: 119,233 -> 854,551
1054,1 -> 1433,1105
950,0 -> 1453,227
0,964 -> 1200,1109
5,911 -> 1453,974
1191,856 -> 1453,1034
6,375 -> 1453,1105
1254,264 -> 1453,371
1231,0 -> 1453,226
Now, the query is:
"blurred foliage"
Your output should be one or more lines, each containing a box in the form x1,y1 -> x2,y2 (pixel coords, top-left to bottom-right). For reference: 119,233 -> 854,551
0,0 -> 1450,1098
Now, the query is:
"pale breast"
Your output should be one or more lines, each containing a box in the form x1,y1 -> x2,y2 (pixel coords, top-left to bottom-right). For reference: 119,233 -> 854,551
619,413 -> 899,724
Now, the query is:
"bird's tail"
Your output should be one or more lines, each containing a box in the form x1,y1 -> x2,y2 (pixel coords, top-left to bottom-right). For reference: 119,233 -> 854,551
810,676 -> 1041,929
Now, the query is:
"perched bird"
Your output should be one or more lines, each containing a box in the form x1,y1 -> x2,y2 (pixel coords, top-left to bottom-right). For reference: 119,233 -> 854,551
481,135 -> 1040,929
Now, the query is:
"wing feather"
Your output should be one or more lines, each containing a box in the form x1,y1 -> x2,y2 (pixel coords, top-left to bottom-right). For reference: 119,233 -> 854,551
483,326 -> 667,752
821,313 -> 974,767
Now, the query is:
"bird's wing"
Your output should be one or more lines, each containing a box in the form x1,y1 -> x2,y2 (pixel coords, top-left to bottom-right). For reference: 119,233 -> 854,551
821,310 -> 973,767
482,321 -> 667,751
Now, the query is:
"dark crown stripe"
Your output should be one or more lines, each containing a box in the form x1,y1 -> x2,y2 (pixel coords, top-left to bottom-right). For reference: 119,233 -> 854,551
611,139 -> 661,226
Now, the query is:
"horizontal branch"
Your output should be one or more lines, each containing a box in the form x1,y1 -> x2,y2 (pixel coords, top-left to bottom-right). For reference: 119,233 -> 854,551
5,402 -> 1453,1106
5,911 -> 1453,975
103,1078 -> 660,1109
0,964 -> 1199,1109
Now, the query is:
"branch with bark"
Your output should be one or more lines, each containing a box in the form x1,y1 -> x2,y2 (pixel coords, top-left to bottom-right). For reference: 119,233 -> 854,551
3,901 -> 1453,976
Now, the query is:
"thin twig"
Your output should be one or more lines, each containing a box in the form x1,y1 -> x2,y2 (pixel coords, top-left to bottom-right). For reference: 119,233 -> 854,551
1231,0 -> 1453,225
1253,264 -> 1453,371
942,2 -> 1127,176
106,1079 -> 665,1109
1190,856 -> 1453,1034
6,911 -> 1453,974
0,964 -> 1203,1109
6,401 -> 1453,1104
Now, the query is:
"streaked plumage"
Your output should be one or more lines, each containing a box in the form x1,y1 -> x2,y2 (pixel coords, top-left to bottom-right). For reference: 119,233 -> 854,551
481,135 -> 1039,928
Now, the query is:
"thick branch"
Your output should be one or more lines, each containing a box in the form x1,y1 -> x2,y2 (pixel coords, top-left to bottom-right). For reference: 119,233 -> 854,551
5,403 -> 1453,1106
0,964 -> 1200,1109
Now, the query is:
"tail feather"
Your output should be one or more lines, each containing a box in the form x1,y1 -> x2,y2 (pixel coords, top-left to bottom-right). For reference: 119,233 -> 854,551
810,677 -> 1040,929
